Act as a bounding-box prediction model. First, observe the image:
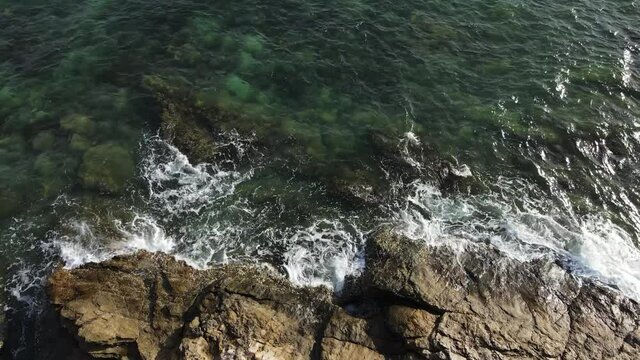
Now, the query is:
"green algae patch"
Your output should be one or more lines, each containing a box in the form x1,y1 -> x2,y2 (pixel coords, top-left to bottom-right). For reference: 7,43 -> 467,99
225,75 -> 254,101
80,144 -> 135,194
69,134 -> 92,152
0,86 -> 21,119
243,35 -> 264,54
190,17 -> 221,48
33,153 -> 60,177
60,114 -> 96,136
0,189 -> 20,219
0,135 -> 27,162
32,131 -> 56,151
238,51 -> 258,72
32,152 -> 79,197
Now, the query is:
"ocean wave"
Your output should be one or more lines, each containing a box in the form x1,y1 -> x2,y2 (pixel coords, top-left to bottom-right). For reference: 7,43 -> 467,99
44,136 -> 640,300
389,179 -> 640,300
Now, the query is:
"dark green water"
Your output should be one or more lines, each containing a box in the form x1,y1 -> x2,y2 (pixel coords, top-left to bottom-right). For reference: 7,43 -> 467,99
0,0 -> 639,355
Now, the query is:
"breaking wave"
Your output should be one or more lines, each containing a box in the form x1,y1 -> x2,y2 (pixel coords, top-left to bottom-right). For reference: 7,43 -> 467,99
55,213 -> 175,268
51,136 -> 367,290
46,134 -> 640,301
141,135 -> 252,217
390,179 -> 640,300
282,219 -> 365,291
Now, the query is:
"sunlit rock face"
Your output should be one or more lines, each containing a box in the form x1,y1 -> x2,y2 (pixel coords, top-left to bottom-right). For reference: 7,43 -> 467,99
45,231 -> 639,360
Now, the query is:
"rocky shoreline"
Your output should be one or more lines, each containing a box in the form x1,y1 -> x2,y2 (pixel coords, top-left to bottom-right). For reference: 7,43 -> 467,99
41,229 -> 639,359
26,76 -> 640,359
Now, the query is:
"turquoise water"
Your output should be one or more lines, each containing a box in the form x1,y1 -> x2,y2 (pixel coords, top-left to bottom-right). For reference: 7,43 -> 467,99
0,0 -> 639,355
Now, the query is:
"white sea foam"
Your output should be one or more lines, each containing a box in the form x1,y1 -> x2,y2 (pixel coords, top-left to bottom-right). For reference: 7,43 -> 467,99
140,137 -> 366,289
51,136 -> 367,291
49,134 -> 640,299
391,179 -> 640,300
282,219 -> 365,291
621,47 -> 633,87
141,135 -> 251,217
55,214 -> 176,268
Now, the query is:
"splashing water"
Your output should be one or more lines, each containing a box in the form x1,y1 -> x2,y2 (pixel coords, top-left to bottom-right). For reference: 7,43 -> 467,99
54,213 -> 175,268
283,219 -> 366,291
141,135 -> 252,218
390,179 -> 640,300
46,137 -> 368,291
45,134 -> 640,300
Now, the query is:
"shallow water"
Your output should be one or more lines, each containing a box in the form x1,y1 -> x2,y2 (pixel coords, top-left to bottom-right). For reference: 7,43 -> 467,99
0,0 -> 639,356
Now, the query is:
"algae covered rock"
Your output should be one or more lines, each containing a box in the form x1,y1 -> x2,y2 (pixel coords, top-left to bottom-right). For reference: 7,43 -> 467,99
33,153 -> 60,177
60,113 -> 95,136
144,75 -> 222,164
0,188 -> 20,219
31,131 -> 56,151
33,153 -> 78,197
238,51 -> 258,71
190,16 -> 221,48
80,143 -> 135,194
225,74 -> 254,101
243,34 -> 264,54
68,133 -> 91,152
326,167 -> 383,206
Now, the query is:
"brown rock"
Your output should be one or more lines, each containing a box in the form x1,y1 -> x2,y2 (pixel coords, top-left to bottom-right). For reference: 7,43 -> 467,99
48,251 -> 214,359
48,252 -> 335,360
180,337 -> 212,360
562,285 -> 639,360
385,305 -> 438,353
320,338 -> 384,360
45,230 -> 640,360
323,308 -> 378,351
345,229 -> 640,359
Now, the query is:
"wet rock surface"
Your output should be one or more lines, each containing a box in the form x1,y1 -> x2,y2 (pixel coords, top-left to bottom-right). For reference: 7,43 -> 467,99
45,231 -> 640,360
143,76 -> 464,208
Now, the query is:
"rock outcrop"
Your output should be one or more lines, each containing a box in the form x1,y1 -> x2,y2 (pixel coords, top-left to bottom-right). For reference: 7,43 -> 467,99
46,231 -> 640,360
47,252 -> 332,360
342,230 -> 640,359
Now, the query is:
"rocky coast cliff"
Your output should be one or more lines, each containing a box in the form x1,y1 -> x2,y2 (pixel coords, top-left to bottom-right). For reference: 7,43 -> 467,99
41,229 -> 639,360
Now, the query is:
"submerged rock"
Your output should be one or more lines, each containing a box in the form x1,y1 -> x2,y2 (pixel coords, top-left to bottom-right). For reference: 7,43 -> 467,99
243,35 -> 264,55
225,75 -> 254,102
60,114 -> 95,136
31,131 -> 56,151
44,230 -> 640,360
143,75 -> 252,165
80,143 -> 135,194
326,167 -> 383,206
368,130 -> 433,181
438,160 -> 478,194
0,188 -> 20,219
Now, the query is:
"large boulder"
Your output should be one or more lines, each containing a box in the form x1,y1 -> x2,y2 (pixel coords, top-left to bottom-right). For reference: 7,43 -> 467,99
48,251 -> 333,360
343,229 -> 640,359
